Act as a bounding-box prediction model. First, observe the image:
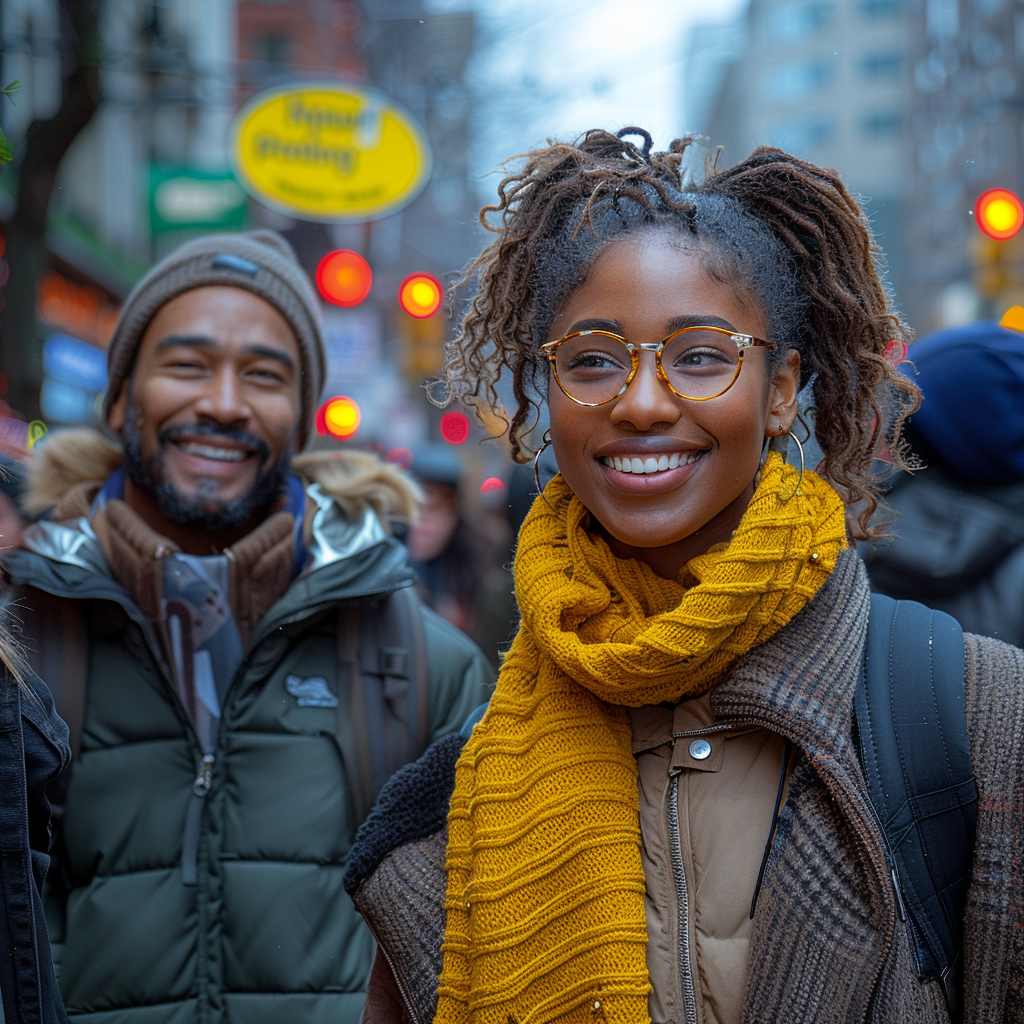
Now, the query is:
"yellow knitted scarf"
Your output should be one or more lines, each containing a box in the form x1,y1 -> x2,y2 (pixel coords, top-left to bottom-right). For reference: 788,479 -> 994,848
435,454 -> 848,1024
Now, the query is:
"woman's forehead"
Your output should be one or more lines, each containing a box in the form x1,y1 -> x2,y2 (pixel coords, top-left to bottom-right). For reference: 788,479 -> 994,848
546,236 -> 768,340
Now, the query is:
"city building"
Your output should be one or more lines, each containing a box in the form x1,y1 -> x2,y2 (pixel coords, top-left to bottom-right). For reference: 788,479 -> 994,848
684,0 -> 1024,333
686,0 -> 912,315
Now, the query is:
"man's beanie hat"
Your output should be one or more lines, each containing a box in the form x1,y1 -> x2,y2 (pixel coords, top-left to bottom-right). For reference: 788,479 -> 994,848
102,230 -> 325,448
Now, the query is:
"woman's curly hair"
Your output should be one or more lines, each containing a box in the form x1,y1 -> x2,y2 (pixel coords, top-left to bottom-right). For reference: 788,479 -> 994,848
437,127 -> 919,540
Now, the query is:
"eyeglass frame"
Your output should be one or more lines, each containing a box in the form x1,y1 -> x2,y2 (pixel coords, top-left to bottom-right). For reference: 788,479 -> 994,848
540,326 -> 778,407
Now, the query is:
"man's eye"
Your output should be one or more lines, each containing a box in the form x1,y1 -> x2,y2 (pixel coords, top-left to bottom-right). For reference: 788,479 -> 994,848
247,367 -> 285,384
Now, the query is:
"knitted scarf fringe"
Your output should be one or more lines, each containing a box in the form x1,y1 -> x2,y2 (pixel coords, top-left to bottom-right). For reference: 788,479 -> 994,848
436,454 -> 848,1024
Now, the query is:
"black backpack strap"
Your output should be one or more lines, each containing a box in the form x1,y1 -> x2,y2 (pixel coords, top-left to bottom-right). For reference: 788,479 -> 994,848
337,585 -> 431,832
855,593 -> 978,1004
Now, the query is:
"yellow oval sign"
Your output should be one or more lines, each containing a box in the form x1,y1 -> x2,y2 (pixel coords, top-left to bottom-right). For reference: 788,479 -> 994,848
231,84 -> 432,222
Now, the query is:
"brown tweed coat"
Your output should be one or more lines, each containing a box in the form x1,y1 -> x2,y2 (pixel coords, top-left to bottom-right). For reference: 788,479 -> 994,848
350,552 -> 1024,1023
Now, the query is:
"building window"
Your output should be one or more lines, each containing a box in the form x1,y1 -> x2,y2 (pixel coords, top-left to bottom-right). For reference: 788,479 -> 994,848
770,119 -> 833,154
859,51 -> 903,78
862,111 -> 903,137
765,3 -> 829,46
860,0 -> 904,14
252,34 -> 290,65
768,61 -> 833,102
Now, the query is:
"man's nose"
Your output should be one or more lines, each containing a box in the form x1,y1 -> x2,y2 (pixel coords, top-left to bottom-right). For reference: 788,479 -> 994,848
609,350 -> 681,430
196,365 -> 250,423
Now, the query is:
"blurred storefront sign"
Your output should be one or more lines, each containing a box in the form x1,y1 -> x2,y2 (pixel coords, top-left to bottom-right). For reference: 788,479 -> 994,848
43,333 -> 108,393
41,333 -> 108,425
37,270 -> 119,349
149,167 -> 248,234
321,307 -> 381,383
231,83 -> 431,222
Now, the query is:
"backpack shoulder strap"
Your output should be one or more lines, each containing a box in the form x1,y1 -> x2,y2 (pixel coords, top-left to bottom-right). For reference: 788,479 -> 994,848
855,593 -> 978,999
336,585 -> 431,832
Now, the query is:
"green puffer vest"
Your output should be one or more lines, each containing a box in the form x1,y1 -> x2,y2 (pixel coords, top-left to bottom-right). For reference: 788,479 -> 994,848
4,496 -> 493,1024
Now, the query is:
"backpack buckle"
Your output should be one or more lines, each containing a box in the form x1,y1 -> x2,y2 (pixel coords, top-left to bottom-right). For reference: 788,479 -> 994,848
378,647 -> 408,678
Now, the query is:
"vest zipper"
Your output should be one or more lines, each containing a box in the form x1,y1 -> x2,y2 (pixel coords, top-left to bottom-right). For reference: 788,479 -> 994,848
667,766 -> 698,1024
182,754 -> 215,886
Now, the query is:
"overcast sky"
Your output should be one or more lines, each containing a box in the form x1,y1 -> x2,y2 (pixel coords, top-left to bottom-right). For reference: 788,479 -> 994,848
427,0 -> 748,200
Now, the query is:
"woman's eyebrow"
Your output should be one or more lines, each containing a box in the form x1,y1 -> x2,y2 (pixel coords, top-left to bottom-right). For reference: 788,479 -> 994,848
566,317 -> 622,334
664,314 -> 736,333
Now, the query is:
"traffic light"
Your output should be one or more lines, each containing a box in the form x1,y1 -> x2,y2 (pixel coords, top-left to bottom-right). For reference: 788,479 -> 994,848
440,411 -> 469,444
316,396 -> 361,440
398,273 -> 443,318
975,189 -> 1024,241
972,189 -> 1024,311
316,250 -> 372,307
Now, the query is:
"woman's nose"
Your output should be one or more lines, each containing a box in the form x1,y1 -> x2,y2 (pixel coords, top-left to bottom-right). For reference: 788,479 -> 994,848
609,350 -> 681,430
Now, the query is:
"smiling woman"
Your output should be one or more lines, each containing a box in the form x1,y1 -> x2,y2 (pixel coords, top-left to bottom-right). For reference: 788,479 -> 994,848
348,129 -> 1024,1024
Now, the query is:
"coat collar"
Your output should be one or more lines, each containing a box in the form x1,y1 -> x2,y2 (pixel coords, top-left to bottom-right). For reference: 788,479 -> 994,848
711,548 -> 869,755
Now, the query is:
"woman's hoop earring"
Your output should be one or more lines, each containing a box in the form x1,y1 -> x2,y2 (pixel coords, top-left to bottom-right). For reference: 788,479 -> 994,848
532,429 -> 556,511
780,428 -> 805,502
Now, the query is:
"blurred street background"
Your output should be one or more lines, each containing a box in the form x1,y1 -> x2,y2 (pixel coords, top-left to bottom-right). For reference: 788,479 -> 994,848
1,0 -> 1023,651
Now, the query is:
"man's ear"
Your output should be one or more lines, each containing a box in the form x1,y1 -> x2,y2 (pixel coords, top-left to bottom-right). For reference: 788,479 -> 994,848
765,349 -> 801,438
107,381 -> 128,433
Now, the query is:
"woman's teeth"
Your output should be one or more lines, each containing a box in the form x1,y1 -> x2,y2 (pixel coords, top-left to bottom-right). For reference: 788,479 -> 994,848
599,451 -> 704,475
178,442 -> 248,462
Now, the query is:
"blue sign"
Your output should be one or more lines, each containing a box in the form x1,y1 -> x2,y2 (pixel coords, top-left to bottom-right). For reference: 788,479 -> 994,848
43,334 -> 108,393
40,378 -> 97,425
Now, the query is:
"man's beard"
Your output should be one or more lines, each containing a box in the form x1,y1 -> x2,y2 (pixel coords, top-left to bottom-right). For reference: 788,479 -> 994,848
121,406 -> 291,532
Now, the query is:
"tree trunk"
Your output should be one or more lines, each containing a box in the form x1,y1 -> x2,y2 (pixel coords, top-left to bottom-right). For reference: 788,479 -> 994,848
1,0 -> 100,420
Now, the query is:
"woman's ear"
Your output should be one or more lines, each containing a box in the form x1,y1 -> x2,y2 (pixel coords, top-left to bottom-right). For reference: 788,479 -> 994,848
765,349 -> 801,437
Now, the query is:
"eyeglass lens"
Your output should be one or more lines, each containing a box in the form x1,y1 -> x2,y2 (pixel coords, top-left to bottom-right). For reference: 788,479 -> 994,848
553,330 -> 743,404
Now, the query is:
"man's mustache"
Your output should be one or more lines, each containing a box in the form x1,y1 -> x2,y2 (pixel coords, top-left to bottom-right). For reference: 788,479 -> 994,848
158,422 -> 271,463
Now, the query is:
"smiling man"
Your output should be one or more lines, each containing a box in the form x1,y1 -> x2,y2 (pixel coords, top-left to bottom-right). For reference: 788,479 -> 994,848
2,231 -> 493,1024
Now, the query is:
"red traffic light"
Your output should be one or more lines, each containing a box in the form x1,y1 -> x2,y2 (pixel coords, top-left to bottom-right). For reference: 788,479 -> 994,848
398,273 -> 443,318
975,189 -> 1024,241
317,396 -> 361,440
440,411 -> 469,444
317,250 -> 372,307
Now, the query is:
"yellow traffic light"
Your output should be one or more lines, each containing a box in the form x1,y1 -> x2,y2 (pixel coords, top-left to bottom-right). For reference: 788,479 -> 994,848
398,273 -> 443,318
975,189 -> 1024,241
317,396 -> 361,440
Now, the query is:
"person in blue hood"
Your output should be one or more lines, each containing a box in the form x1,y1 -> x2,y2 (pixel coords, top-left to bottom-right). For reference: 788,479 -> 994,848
863,319 -> 1024,645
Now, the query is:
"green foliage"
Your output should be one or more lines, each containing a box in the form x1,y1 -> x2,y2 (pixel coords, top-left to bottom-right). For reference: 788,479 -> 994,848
0,81 -> 19,167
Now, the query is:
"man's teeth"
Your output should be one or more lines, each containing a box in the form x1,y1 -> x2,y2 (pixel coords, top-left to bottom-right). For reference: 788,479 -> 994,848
178,442 -> 248,462
599,451 -> 704,475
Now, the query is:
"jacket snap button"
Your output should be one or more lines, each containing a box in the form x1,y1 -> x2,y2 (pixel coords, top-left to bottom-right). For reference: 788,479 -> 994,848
689,738 -> 712,760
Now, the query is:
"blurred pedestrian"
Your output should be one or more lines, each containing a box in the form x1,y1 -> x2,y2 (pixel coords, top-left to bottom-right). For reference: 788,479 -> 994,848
2,230 -> 492,1024
0,624 -> 70,1024
406,444 -> 507,662
345,130 -> 1024,1023
864,320 -> 1024,646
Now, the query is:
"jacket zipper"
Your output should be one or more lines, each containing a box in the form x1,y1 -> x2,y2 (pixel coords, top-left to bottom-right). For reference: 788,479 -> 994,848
667,766 -> 698,1024
182,754 -> 215,885
360,913 -> 423,1024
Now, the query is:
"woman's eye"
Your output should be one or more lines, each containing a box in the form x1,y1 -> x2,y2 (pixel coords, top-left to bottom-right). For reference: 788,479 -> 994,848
568,351 -> 625,371
676,347 -> 729,368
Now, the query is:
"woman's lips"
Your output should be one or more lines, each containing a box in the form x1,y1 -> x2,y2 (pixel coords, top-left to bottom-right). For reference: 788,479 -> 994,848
596,449 -> 707,493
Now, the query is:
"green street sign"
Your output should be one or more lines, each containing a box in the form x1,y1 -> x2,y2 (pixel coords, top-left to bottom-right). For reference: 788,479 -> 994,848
149,166 -> 248,234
